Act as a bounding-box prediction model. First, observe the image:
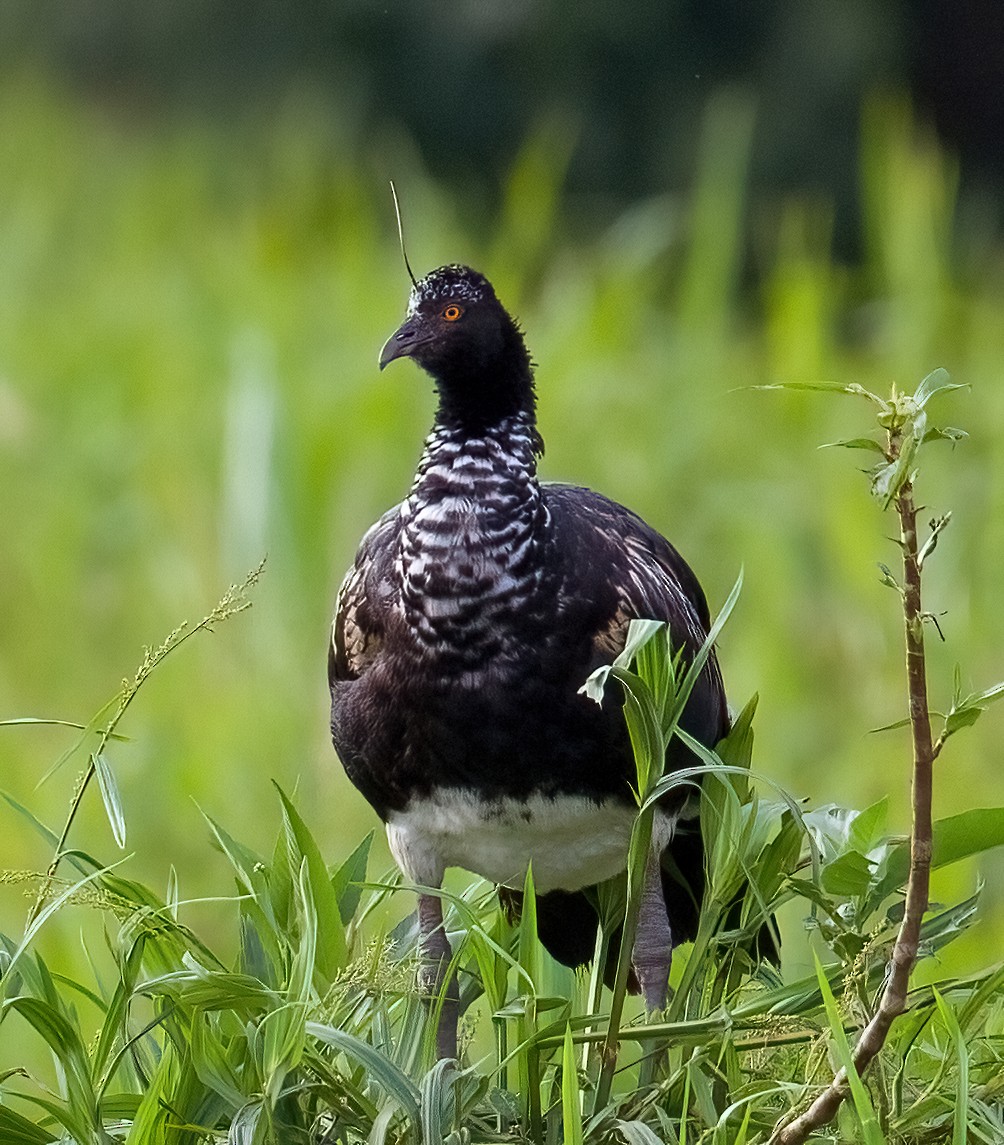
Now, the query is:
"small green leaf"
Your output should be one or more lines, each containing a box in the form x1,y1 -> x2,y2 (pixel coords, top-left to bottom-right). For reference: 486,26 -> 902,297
923,425 -> 968,445
942,677 -> 1004,739
819,436 -> 886,454
869,715 -> 912,734
613,618 -> 666,670
330,830 -> 373,925
945,703 -> 985,736
755,380 -> 884,403
92,751 -> 126,849
877,563 -> 902,593
917,512 -> 951,568
913,367 -> 967,409
870,419 -> 922,508
974,679 -> 1004,706
517,863 -> 542,994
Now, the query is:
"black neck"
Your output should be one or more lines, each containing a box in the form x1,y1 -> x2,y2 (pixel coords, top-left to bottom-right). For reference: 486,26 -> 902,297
432,324 -> 536,435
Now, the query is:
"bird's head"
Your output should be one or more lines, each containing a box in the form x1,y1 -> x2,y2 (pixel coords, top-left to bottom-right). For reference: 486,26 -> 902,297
379,264 -> 534,426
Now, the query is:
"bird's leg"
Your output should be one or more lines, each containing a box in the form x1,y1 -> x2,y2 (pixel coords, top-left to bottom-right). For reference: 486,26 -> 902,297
416,891 -> 459,1060
632,849 -> 673,1013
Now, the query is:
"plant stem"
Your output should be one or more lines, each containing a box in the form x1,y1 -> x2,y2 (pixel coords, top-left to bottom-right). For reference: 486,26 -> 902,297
770,430 -> 935,1144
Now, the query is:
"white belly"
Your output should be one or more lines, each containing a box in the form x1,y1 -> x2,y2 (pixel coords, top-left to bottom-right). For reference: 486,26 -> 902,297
386,789 -> 678,893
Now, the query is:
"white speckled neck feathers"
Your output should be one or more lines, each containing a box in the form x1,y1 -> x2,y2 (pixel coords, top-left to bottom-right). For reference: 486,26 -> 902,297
395,411 -> 551,661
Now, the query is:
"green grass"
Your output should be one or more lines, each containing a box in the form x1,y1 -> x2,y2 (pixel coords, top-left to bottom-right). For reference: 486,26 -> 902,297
3,566 -> 1003,1142
2,72 -> 1004,1141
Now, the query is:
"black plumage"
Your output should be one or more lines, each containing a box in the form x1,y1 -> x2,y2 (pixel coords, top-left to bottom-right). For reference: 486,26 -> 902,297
330,265 -> 736,1057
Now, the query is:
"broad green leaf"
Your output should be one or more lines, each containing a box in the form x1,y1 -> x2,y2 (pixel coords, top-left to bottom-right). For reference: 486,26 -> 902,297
229,1100 -> 264,1145
611,667 -> 663,798
330,829 -> 373,925
274,785 -> 347,979
419,1057 -> 461,1145
614,1119 -> 665,1145
873,807 -> 1004,903
821,850 -> 875,898
848,797 -> 889,853
189,1012 -> 248,1110
141,963 -> 277,1011
0,1104 -> 58,1144
5,996 -> 102,1139
928,807 -> 1004,870
0,1092 -> 99,1145
306,1021 -> 422,1123
561,1025 -> 585,1145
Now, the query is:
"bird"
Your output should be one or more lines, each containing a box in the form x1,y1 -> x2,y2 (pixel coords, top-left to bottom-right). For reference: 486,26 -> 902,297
330,263 -> 738,1059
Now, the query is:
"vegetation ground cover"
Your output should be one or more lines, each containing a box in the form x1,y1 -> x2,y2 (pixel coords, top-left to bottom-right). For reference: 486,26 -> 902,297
2,77 -> 1004,1140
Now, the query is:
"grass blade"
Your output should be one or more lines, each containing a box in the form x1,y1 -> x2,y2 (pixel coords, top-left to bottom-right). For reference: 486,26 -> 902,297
561,1023 -> 584,1145
92,752 -> 126,849
813,953 -> 885,1144
932,987 -> 969,1145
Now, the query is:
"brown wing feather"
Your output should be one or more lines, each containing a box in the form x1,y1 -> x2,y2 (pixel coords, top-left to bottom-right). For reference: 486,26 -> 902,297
329,506 -> 403,685
544,483 -> 717,681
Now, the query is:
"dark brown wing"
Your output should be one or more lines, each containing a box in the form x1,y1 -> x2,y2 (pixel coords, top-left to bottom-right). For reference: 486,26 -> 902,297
329,505 -> 403,685
544,482 -> 727,743
529,483 -> 728,965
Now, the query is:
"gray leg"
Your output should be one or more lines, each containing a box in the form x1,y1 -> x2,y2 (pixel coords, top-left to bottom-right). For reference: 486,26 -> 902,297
632,849 -> 673,1013
417,891 -> 459,1059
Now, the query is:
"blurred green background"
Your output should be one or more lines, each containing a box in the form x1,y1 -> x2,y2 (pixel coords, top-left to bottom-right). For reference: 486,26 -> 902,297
2,3 -> 1003,980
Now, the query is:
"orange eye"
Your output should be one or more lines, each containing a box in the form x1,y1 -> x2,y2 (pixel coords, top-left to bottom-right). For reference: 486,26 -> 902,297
442,304 -> 463,321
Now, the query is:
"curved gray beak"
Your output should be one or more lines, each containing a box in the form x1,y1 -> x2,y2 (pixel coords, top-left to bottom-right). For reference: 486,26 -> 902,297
379,317 -> 426,370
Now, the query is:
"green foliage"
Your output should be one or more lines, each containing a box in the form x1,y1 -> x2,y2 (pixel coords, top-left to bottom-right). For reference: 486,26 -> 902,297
3,75 -> 1004,1144
2,525 -> 1002,1141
